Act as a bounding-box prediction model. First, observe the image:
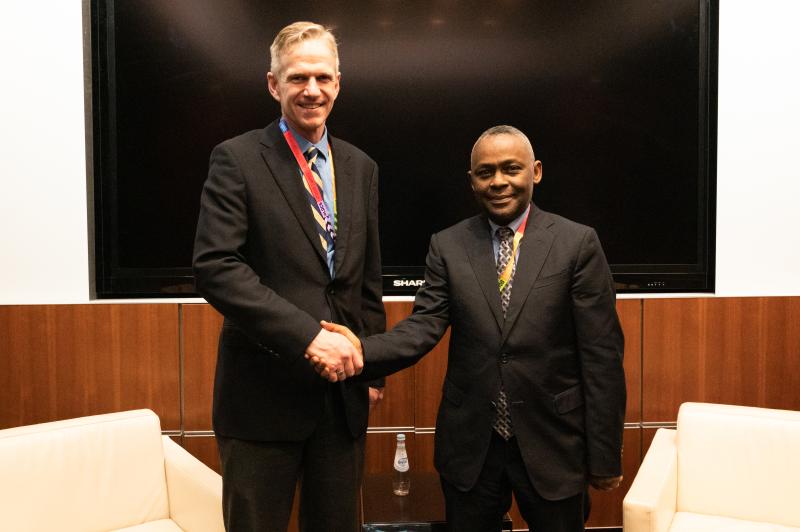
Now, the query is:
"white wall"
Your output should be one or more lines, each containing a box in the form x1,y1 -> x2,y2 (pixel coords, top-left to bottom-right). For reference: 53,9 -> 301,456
0,2 -> 90,304
716,0 -> 800,296
0,0 -> 799,304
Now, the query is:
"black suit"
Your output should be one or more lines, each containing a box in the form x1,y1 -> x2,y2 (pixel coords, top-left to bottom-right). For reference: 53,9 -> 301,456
361,205 -> 625,529
193,119 -> 385,530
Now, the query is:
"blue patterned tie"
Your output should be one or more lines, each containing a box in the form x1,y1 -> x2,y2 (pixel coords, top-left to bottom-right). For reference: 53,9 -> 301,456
303,146 -> 335,253
493,227 -> 515,440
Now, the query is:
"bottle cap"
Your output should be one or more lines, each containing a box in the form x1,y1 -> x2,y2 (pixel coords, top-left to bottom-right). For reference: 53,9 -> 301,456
396,433 -> 406,441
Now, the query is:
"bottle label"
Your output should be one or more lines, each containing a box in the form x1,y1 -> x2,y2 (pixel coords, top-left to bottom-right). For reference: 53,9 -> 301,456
394,453 -> 409,472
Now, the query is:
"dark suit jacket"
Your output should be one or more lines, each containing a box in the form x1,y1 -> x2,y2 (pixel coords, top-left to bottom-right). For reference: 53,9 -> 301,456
193,119 -> 385,442
361,205 -> 625,500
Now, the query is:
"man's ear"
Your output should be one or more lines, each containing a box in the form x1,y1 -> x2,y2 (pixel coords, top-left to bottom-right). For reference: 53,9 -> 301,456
330,71 -> 342,100
532,160 -> 543,185
468,170 -> 476,192
267,72 -> 280,102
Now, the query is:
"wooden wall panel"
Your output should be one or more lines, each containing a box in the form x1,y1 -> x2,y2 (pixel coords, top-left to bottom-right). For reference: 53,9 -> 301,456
182,435 -> 221,473
413,330 -> 451,428
0,304 -> 180,430
181,304 -> 222,431
618,299 -> 642,423
642,297 -> 800,422
641,427 -> 663,459
413,432 -> 436,474
369,301 -> 416,428
368,368 -> 415,427
763,297 -> 800,410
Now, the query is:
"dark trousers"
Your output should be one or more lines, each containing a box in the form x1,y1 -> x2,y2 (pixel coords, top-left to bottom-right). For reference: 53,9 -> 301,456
217,386 -> 365,532
441,432 -> 587,532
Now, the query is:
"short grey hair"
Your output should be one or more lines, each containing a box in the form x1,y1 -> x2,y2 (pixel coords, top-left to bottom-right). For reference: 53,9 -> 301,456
471,125 -> 535,161
269,21 -> 339,77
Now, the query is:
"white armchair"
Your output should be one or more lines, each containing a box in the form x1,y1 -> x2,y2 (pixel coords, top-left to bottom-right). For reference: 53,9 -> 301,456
0,409 -> 224,532
623,402 -> 800,532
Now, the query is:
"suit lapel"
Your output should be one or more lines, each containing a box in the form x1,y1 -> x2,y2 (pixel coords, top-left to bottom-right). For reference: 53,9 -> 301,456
329,136 -> 353,275
501,206 -> 554,341
259,122 -> 328,270
464,217 -> 504,331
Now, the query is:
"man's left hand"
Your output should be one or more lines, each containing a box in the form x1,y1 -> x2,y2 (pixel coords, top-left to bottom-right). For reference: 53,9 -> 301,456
369,387 -> 384,409
589,475 -> 623,491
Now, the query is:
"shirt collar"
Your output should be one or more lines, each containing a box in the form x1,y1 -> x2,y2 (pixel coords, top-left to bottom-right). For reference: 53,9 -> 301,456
286,122 -> 330,161
488,204 -> 532,237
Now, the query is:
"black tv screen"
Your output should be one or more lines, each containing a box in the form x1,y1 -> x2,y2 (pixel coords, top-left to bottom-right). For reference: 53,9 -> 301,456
91,0 -> 716,297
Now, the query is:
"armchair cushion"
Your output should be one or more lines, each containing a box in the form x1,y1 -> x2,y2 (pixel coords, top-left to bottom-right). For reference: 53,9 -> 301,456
0,409 -> 223,532
670,512 -> 800,532
676,403 -> 800,527
624,402 -> 800,532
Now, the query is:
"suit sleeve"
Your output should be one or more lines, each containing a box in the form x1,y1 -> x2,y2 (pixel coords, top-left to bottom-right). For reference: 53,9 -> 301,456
360,162 -> 387,388
571,228 -> 626,478
192,143 -> 320,360
360,232 -> 451,380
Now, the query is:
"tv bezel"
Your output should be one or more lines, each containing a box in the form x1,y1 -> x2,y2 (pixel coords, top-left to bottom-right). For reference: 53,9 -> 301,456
89,0 -> 717,298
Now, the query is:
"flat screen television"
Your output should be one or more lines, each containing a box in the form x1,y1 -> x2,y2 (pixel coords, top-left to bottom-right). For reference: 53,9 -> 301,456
90,0 -> 717,297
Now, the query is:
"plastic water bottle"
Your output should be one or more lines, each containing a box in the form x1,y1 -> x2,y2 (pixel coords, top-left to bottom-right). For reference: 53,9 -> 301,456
392,433 -> 410,496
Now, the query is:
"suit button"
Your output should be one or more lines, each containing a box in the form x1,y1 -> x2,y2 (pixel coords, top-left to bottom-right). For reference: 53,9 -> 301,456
328,287 -> 336,295
500,353 -> 509,364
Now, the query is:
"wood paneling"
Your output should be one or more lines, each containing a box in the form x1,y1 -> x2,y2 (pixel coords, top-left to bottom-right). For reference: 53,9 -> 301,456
413,330 -> 451,428
0,304 -> 180,430
414,432 -> 436,474
641,427 -> 663,460
368,298 -> 416,428
181,304 -> 222,431
618,299 -> 642,423
762,297 -> 800,410
1,295 -> 797,532
368,367 -> 415,427
182,434 -> 220,473
642,297 -> 800,422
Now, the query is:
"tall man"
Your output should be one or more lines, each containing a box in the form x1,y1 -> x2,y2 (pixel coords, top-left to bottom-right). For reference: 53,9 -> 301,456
317,126 -> 626,531
193,22 -> 386,532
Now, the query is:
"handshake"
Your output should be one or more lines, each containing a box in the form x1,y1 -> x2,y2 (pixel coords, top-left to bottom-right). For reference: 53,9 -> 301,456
304,320 -> 362,383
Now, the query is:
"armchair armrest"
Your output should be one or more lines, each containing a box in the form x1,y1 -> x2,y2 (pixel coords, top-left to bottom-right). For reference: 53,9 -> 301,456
623,428 -> 678,532
162,436 -> 225,532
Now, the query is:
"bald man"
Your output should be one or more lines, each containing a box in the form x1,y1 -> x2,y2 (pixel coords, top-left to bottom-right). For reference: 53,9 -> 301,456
316,125 -> 626,531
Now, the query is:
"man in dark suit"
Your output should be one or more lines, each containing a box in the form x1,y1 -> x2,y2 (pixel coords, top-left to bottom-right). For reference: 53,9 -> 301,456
193,21 -> 385,532
316,126 -> 626,531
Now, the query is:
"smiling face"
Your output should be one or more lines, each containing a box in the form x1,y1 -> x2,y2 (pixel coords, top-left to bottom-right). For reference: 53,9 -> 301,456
469,133 -> 542,225
267,38 -> 340,143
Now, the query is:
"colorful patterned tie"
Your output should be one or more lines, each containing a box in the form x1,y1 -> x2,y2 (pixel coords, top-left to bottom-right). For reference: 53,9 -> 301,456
303,146 -> 335,253
493,226 -> 515,440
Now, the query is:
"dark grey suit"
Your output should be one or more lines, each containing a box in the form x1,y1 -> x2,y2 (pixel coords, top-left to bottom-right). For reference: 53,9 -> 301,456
193,119 -> 385,530
361,205 -> 625,523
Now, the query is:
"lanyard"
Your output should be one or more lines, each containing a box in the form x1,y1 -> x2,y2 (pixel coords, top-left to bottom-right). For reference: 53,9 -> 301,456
279,119 -> 337,240
498,209 -> 530,292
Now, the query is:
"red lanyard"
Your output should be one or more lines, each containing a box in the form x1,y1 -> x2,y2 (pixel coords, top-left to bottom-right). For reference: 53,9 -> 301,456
279,119 -> 336,241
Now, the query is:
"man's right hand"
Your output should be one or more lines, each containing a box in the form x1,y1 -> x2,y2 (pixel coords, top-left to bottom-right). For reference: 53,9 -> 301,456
321,320 -> 362,354
304,328 -> 363,382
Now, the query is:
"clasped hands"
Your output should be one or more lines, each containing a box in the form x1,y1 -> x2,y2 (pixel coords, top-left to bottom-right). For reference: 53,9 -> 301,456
304,320 -> 362,382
